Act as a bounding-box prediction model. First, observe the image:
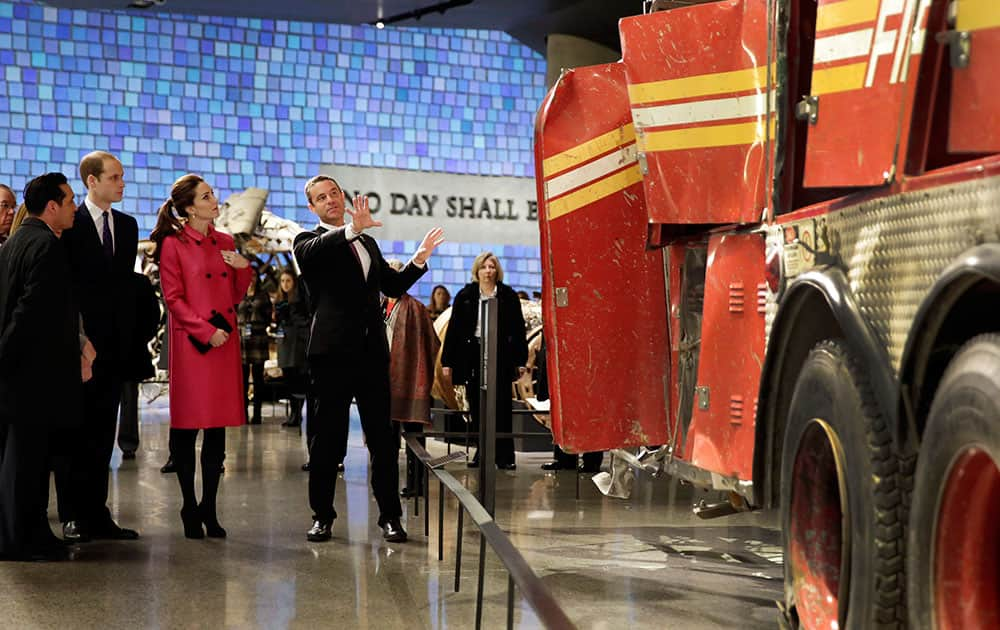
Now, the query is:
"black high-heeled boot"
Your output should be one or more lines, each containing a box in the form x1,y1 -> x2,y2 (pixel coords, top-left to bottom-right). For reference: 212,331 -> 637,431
180,506 -> 204,539
199,503 -> 226,538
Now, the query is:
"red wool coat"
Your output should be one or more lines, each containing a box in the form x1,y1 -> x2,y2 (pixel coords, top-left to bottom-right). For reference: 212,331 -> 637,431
160,224 -> 254,429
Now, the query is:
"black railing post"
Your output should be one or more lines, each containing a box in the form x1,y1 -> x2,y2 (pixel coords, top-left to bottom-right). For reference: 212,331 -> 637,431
478,297 -> 498,516
455,505 -> 464,593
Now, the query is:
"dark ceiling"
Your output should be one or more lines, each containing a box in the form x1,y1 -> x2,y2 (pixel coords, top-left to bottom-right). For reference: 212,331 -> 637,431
42,0 -> 645,54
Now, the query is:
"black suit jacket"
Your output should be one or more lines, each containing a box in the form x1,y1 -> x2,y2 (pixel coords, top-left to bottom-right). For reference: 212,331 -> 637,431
0,218 -> 82,427
293,225 -> 426,360
61,203 -> 139,367
441,281 -> 528,384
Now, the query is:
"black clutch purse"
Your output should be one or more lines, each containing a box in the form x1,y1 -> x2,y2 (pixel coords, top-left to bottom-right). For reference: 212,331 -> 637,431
189,312 -> 234,354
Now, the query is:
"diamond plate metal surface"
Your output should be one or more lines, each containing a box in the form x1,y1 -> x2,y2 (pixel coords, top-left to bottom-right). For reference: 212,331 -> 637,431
782,175 -> 1000,371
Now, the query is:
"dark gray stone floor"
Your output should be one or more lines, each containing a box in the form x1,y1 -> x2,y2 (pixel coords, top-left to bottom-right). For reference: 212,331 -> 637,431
0,392 -> 782,628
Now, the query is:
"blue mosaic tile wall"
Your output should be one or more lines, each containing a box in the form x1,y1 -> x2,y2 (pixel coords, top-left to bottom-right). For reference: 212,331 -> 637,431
0,0 -> 546,301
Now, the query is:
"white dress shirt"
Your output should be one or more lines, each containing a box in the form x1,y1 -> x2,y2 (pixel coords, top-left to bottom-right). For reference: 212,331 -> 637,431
319,220 -> 371,277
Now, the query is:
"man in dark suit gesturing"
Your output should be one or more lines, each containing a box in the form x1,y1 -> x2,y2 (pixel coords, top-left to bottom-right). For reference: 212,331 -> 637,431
0,173 -> 84,561
59,151 -> 139,542
293,175 -> 444,543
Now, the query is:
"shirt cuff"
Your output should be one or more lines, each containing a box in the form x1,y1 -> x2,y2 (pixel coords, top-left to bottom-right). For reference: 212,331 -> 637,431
409,257 -> 427,269
344,223 -> 360,240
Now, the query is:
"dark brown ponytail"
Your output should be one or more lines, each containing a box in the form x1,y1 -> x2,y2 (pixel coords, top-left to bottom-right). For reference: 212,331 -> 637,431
150,173 -> 203,261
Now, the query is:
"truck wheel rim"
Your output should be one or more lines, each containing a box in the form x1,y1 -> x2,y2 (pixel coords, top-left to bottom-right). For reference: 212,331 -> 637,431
935,447 -> 1000,630
789,420 -> 848,630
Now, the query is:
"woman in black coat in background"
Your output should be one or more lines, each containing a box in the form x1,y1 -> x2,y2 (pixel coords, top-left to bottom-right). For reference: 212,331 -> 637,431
441,252 -> 527,469
274,269 -> 311,428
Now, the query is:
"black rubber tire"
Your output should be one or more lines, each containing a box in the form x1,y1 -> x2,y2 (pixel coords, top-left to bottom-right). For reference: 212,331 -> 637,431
780,340 -> 904,629
907,334 -> 1000,630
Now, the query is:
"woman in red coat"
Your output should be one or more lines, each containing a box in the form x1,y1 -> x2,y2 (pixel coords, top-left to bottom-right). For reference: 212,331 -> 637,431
151,174 -> 253,539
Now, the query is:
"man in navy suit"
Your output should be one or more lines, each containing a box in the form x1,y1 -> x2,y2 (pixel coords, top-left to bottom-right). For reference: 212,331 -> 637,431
293,175 -> 443,544
58,151 -> 140,542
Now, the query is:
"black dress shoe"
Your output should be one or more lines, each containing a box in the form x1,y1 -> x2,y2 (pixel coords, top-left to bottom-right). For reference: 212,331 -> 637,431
121,450 -> 136,460
91,522 -> 139,540
281,418 -> 300,427
160,458 -> 176,474
399,487 -> 417,498
498,463 -> 517,471
381,518 -> 407,543
62,521 -> 91,543
301,461 -> 311,471
306,520 -> 333,542
338,462 -> 345,472
541,461 -> 570,471
467,460 -> 479,469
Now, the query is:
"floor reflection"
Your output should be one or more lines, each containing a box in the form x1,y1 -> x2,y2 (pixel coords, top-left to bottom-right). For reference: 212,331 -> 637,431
0,397 -> 782,628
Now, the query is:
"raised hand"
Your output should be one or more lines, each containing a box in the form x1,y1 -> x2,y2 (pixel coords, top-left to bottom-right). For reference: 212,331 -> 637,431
413,227 -> 445,265
346,194 -> 383,232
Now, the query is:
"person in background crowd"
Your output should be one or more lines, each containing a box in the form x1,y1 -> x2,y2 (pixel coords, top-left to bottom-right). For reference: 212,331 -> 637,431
238,278 -> 271,425
59,151 -> 140,543
384,260 -> 440,498
0,173 -> 85,561
441,252 -> 528,470
426,284 -> 451,322
274,268 -> 311,429
516,290 -> 529,300
292,174 -> 443,544
0,184 -> 16,244
116,271 -> 161,460
151,173 -> 253,539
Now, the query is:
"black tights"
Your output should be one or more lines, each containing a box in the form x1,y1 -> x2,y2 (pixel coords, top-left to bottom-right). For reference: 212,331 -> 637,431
169,428 -> 225,517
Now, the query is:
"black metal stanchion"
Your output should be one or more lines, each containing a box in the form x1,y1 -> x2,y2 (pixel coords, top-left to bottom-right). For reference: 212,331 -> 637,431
438,483 -> 445,561
454,505 -> 464,593
475,532 -> 488,630
424,466 -> 430,534
478,296 -> 498,515
507,574 -> 516,630
476,297 -> 498,630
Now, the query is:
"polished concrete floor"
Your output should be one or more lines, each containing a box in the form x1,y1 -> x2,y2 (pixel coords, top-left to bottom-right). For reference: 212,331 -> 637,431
0,392 -> 783,629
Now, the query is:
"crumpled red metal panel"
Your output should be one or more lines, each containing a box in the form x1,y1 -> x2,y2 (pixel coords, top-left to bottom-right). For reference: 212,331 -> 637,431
535,62 -> 671,453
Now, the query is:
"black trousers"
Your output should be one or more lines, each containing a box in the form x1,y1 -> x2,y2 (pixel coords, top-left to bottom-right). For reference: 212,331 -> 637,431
0,421 -> 51,555
307,354 -> 401,525
55,362 -> 122,527
117,381 -> 140,453
465,377 -> 515,468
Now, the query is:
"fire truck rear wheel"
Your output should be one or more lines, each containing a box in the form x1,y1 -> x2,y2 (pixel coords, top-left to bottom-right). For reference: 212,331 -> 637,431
780,340 -> 903,629
907,333 -> 1000,630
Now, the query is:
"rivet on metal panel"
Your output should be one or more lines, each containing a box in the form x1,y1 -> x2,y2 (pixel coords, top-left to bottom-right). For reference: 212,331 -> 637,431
794,95 -> 819,125
696,386 -> 710,411
555,287 -> 569,308
729,395 -> 743,424
936,29 -> 971,69
637,152 -> 649,176
728,282 -> 745,313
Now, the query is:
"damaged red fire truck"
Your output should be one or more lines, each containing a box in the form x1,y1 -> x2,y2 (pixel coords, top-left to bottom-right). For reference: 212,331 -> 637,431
534,0 -> 999,628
